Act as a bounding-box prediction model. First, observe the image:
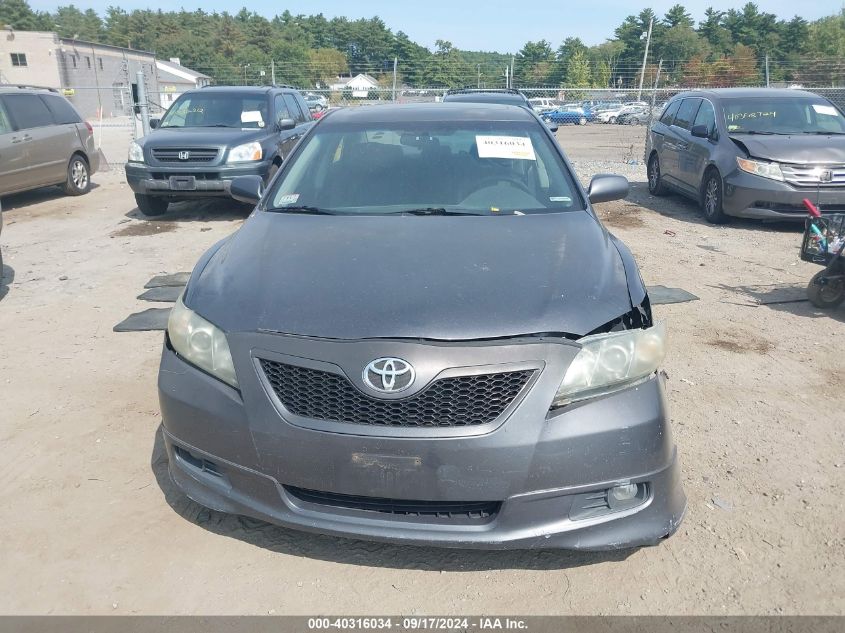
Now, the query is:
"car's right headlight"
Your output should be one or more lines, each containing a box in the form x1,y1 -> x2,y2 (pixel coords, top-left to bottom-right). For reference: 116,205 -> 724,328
736,157 -> 784,181
167,294 -> 238,388
552,322 -> 666,407
128,141 -> 144,163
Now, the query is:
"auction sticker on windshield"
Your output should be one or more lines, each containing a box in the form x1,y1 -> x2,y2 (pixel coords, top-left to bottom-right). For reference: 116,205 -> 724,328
476,135 -> 536,161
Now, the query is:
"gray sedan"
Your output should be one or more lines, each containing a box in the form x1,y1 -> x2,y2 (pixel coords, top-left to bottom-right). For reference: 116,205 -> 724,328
645,88 -> 845,223
158,103 -> 686,551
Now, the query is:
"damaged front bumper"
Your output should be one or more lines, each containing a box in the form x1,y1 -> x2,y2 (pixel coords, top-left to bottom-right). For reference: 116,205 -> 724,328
158,332 -> 687,551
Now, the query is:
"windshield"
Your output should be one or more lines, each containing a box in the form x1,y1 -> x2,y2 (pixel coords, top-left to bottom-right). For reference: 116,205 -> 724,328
266,121 -> 582,215
159,92 -> 270,129
723,97 -> 845,134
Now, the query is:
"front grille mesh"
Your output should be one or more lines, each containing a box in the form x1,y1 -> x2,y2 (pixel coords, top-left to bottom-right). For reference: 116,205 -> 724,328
259,360 -> 532,427
285,486 -> 500,521
151,147 -> 218,163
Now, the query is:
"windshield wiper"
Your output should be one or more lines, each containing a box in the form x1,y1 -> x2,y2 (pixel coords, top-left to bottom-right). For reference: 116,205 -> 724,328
269,205 -> 336,215
800,131 -> 845,135
385,208 -> 484,216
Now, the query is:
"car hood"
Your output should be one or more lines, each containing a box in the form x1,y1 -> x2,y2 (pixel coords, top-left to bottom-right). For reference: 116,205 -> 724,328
732,134 -> 845,164
186,210 -> 634,340
137,127 -> 268,148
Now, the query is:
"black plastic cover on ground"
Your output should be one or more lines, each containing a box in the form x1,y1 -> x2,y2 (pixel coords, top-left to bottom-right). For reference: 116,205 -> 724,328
113,308 -> 171,332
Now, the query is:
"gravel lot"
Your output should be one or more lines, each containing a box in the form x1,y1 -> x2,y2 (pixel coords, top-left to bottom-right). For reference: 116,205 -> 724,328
0,124 -> 842,615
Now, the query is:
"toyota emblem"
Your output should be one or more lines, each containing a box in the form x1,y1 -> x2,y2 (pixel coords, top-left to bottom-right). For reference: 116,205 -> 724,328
819,169 -> 833,183
178,151 -> 190,161
363,358 -> 415,394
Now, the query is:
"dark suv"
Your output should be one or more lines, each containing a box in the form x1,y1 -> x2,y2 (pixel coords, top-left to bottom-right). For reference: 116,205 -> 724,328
645,88 -> 845,223
125,86 -> 313,216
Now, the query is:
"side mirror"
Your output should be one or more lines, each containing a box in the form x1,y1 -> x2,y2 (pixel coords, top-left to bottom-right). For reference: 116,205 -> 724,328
587,174 -> 629,204
149,118 -> 160,130
228,175 -> 264,205
691,124 -> 709,139
276,118 -> 296,131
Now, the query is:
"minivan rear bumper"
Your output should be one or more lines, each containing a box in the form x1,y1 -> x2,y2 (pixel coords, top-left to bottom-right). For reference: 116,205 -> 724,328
158,341 -> 687,551
723,171 -> 845,219
126,161 -> 274,197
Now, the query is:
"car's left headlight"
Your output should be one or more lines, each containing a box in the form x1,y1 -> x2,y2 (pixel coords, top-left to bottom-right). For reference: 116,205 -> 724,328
167,294 -> 238,388
736,157 -> 784,181
128,141 -> 144,163
552,322 -> 666,407
227,141 -> 263,163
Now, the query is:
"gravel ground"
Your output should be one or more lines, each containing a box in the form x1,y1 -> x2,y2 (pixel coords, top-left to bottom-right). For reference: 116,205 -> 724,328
0,125 -> 842,615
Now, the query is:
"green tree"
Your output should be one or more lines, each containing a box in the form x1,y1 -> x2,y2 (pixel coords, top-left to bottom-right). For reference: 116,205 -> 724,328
515,39 -> 553,85
664,4 -> 694,29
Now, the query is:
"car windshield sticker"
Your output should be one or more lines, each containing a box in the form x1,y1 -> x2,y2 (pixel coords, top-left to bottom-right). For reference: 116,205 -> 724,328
277,194 -> 300,205
550,196 -> 572,203
476,135 -> 536,161
241,111 -> 265,127
813,104 -> 838,116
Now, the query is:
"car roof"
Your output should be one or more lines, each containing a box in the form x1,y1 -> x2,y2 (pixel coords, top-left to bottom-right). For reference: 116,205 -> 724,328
671,88 -> 824,101
184,85 -> 298,96
442,92 -> 529,106
320,102 -> 537,126
0,84 -> 60,95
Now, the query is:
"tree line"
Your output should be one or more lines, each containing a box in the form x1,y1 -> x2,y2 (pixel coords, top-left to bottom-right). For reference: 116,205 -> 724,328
1,0 -> 844,89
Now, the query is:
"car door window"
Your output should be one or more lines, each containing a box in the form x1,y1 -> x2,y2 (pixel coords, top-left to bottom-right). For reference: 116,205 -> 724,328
41,95 -> 82,124
673,99 -> 701,131
283,94 -> 305,124
693,100 -> 716,135
3,94 -> 54,130
274,95 -> 291,125
0,99 -> 12,134
660,100 -> 681,125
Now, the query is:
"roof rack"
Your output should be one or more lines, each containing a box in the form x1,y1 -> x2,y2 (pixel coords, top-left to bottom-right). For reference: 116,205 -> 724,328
0,83 -> 59,93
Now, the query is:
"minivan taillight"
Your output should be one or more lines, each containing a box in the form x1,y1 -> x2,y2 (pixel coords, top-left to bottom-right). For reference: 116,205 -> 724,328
84,121 -> 93,134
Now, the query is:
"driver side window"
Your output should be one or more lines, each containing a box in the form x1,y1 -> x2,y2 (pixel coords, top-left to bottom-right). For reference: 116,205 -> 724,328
693,100 -> 716,135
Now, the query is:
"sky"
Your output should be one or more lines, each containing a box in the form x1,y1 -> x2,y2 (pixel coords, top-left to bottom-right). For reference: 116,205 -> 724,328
30,0 -> 845,52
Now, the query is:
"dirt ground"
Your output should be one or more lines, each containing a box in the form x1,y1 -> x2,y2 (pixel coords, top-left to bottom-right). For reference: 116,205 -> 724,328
0,125 -> 842,615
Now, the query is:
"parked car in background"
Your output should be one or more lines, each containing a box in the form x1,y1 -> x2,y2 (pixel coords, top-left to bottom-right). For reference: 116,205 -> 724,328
617,105 -> 651,125
542,105 -> 594,125
0,85 -> 99,198
160,102 -> 685,551
596,104 -> 628,124
528,97 -> 558,114
442,88 -> 532,109
645,88 -> 845,223
304,93 -> 328,112
125,85 -> 313,216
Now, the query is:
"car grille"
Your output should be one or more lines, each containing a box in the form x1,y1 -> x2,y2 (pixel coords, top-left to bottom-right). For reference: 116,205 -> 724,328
285,486 -> 501,521
781,163 -> 845,187
151,148 -> 219,163
259,360 -> 533,427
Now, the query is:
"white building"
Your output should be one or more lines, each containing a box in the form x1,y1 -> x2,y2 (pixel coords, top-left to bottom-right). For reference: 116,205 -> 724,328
155,58 -> 211,106
329,73 -> 380,97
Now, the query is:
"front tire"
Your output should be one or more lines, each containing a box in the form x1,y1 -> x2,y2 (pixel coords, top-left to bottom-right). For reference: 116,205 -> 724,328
807,269 -> 845,309
628,117 -> 640,125
62,155 -> 90,196
135,194 -> 169,217
647,153 -> 668,196
701,170 -> 729,224
609,116 -> 617,124
579,116 -> 587,126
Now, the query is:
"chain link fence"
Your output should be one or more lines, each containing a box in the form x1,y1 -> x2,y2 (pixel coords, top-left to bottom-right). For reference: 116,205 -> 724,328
78,66 -> 845,169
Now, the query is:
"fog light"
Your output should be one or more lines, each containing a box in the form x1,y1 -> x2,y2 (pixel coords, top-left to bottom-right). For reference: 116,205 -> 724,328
610,483 -> 639,502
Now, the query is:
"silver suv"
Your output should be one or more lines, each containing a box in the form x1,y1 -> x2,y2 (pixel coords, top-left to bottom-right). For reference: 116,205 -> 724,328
0,85 -> 99,198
